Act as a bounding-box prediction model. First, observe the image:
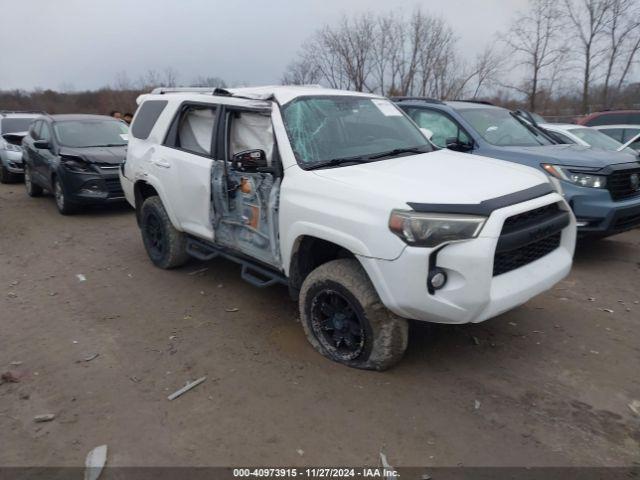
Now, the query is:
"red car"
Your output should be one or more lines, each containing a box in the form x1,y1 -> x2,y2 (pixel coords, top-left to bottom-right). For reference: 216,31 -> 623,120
577,110 -> 640,126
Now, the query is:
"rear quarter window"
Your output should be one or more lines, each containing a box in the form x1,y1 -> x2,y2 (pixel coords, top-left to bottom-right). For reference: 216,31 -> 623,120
131,100 -> 168,140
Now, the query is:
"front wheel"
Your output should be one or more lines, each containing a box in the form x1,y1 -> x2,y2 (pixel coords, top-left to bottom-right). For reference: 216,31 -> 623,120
299,259 -> 409,371
140,196 -> 189,269
24,165 -> 43,197
0,164 -> 21,184
53,176 -> 77,215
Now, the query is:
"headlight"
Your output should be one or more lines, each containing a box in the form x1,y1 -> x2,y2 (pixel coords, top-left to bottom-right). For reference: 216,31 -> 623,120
389,210 -> 486,248
0,140 -> 21,152
61,156 -> 94,173
542,164 -> 606,188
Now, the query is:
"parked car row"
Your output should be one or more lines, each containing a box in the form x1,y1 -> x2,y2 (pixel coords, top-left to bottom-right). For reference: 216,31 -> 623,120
2,87 -> 639,371
1,111 -> 129,213
394,99 -> 640,238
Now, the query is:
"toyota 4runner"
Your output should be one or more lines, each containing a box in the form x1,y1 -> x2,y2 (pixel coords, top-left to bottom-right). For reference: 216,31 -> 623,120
121,86 -> 577,370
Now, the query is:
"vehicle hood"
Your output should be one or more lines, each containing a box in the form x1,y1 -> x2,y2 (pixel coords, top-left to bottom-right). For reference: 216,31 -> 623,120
2,131 -> 28,145
311,149 -> 550,205
490,144 -> 639,169
59,145 -> 127,165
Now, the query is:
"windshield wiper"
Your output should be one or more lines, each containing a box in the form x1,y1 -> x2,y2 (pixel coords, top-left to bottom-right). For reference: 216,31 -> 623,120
509,112 -> 548,145
306,156 -> 371,170
367,146 -> 428,160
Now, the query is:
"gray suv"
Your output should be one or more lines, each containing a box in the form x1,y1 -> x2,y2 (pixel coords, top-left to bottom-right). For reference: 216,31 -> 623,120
0,111 -> 41,183
395,99 -> 640,238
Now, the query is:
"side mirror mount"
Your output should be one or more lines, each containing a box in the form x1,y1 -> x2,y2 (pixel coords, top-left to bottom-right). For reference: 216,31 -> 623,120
420,128 -> 434,141
34,140 -> 50,150
232,149 -> 270,173
445,137 -> 473,152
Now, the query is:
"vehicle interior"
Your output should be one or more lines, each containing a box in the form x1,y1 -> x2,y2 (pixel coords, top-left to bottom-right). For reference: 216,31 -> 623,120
210,108 -> 281,268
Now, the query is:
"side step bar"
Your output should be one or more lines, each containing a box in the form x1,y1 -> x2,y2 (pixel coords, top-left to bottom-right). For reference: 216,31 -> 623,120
186,237 -> 288,288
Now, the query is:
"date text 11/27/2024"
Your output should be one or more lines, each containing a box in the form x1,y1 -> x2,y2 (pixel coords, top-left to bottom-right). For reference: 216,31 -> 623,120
232,468 -> 398,478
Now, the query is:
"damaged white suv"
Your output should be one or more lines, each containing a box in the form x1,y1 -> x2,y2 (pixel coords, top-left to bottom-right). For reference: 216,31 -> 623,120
121,86 -> 576,370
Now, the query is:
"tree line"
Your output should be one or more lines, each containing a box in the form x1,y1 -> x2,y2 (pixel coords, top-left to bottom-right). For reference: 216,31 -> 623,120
2,0 -> 639,118
0,70 -> 227,116
282,0 -> 640,115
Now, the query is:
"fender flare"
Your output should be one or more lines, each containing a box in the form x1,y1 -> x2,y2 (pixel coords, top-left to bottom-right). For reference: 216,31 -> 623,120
283,221 -> 377,277
133,176 -> 182,232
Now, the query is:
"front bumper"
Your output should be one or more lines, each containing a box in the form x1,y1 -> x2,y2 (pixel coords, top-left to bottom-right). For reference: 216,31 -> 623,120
563,182 -> 640,236
58,166 -> 125,205
0,149 -> 24,173
358,193 -> 576,324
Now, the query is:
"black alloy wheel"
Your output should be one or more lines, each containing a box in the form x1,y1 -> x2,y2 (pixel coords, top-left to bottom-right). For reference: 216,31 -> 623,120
310,288 -> 366,362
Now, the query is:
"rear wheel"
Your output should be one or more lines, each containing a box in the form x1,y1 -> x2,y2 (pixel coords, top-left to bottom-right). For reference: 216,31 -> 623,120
24,165 -> 43,197
53,176 -> 78,215
299,259 -> 409,371
0,164 -> 21,184
140,196 -> 189,269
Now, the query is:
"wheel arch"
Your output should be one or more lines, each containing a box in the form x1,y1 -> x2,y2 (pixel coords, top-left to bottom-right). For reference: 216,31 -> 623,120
287,234 -> 369,300
133,179 -> 180,230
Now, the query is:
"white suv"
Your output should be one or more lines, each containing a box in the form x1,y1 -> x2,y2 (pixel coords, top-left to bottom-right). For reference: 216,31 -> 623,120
121,86 -> 576,370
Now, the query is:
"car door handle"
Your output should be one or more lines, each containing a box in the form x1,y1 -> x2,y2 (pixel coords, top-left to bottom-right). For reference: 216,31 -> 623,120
152,158 -> 171,169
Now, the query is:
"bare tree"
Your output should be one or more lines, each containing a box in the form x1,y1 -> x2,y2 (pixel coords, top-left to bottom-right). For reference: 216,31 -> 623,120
281,55 -> 321,85
161,67 -> 179,87
615,34 -> 640,94
466,46 -> 506,99
503,0 -> 566,111
282,8 -> 505,100
602,0 -> 640,106
137,69 -> 162,89
563,0 -> 613,113
369,13 -> 401,94
414,13 -> 458,98
190,76 -> 227,88
113,71 -> 134,90
323,14 -> 376,91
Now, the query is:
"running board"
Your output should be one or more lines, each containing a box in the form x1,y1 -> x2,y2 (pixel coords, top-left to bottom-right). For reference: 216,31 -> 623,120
186,237 -> 288,288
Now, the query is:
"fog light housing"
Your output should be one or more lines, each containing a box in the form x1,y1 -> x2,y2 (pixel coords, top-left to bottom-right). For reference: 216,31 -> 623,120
79,180 -> 106,195
428,268 -> 447,291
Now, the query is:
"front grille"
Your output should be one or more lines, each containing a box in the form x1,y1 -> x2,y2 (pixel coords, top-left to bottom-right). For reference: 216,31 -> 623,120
501,203 -> 560,233
104,178 -> 124,197
493,202 -> 566,276
607,167 -> 640,201
493,233 -> 562,276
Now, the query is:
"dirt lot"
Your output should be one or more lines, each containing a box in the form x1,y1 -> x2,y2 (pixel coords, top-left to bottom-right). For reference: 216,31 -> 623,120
0,181 -> 639,468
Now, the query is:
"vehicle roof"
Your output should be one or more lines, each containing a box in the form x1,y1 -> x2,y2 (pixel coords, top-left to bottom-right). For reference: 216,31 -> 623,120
46,114 -> 120,122
585,109 -> 640,116
0,112 -> 42,118
592,124 -> 640,129
394,98 -> 504,111
540,123 -> 583,131
229,85 -> 383,104
143,85 -> 384,106
444,101 -> 500,110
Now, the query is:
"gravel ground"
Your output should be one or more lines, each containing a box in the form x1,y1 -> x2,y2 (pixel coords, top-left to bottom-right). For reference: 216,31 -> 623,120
0,181 -> 639,467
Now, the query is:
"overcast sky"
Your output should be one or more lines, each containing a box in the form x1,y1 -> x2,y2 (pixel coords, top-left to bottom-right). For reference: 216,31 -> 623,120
0,0 -> 528,91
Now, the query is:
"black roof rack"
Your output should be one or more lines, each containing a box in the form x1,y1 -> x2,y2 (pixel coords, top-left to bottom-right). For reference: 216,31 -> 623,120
390,97 -> 444,104
452,99 -> 495,106
150,87 -> 233,97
